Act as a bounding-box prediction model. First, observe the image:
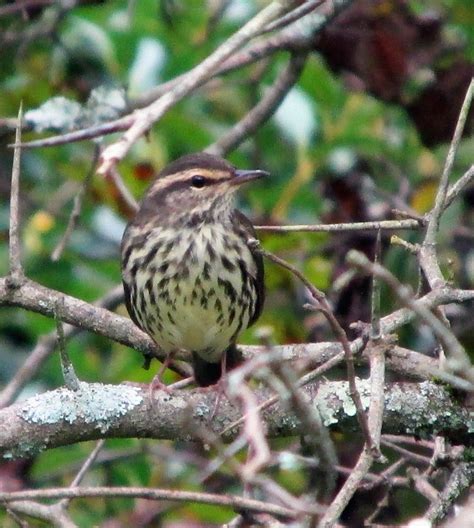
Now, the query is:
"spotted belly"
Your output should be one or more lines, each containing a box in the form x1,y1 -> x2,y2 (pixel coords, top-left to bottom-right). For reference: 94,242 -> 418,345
122,224 -> 258,363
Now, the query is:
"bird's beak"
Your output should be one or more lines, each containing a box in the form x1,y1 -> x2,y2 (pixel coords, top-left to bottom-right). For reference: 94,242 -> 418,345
232,169 -> 269,186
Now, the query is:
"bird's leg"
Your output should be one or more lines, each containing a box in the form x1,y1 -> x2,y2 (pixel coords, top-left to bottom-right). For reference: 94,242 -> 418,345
149,350 -> 176,398
209,352 -> 229,420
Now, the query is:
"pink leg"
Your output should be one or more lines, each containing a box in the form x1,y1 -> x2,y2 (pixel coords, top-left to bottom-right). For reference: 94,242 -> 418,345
209,352 -> 229,420
148,351 -> 176,400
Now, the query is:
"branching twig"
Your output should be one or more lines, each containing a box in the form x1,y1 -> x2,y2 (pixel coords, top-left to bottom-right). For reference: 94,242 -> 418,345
347,250 -> 474,386
97,1 -> 297,175
250,240 -> 377,454
424,79 -> 474,246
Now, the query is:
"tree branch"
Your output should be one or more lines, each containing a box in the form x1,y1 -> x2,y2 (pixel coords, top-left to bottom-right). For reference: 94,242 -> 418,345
97,1 -> 297,175
206,52 -> 308,157
0,380 -> 470,459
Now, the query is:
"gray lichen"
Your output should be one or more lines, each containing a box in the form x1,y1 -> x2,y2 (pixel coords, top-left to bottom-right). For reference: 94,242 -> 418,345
19,383 -> 143,433
317,378 -> 371,426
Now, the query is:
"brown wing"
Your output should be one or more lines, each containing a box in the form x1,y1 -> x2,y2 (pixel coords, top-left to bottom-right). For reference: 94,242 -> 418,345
232,209 -> 265,327
120,223 -> 147,333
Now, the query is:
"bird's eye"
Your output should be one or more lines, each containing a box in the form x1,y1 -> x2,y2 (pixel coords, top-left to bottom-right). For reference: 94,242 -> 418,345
191,175 -> 206,188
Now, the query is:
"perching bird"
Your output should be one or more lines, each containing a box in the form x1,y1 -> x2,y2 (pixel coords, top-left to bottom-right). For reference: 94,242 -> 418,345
121,152 -> 266,387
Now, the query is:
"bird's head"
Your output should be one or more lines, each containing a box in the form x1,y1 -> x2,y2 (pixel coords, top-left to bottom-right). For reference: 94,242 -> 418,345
137,152 -> 268,225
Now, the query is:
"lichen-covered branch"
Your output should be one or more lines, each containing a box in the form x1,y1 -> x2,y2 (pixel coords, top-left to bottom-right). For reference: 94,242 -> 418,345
0,380 -> 470,460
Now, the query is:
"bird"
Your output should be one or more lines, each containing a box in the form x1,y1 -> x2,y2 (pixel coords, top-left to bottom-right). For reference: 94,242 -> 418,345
120,152 -> 266,387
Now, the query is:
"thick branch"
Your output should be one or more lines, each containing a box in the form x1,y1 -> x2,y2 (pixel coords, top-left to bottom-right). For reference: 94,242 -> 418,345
0,380 -> 470,459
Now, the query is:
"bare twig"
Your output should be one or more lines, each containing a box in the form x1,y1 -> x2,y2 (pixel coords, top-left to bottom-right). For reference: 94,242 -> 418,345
232,384 -> 271,480
444,164 -> 474,210
206,52 -> 307,156
380,438 -> 431,465
52,146 -> 100,261
255,218 -> 422,233
425,462 -> 474,523
6,500 -> 77,528
318,340 -> 387,527
0,486 -> 297,520
97,1 -> 297,175
8,104 -> 25,283
59,439 -> 106,508
250,240 -> 377,453
106,166 -> 139,213
421,80 -> 474,294
425,79 -> 474,246
371,231 -> 382,339
55,301 -> 80,392
11,116 -> 133,149
347,250 -> 474,386
263,0 -> 324,33
267,355 -> 338,499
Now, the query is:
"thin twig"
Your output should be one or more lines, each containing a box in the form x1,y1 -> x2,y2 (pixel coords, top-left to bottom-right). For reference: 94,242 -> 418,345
425,79 -> 474,245
249,239 -> 377,454
255,219 -> 422,233
380,439 -> 431,466
97,1 -> 297,175
106,166 -> 139,213
0,486 -> 297,519
318,341 -> 387,526
263,0 -> 324,33
9,104 -> 25,283
59,439 -> 106,508
206,52 -> 307,156
444,164 -> 474,210
371,231 -> 382,340
52,146 -> 100,261
55,300 -> 80,392
421,80 -> 474,294
347,250 -> 474,385
267,356 -> 338,499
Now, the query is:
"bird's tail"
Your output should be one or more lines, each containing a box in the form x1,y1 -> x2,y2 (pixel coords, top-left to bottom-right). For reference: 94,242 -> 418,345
192,344 -> 242,387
